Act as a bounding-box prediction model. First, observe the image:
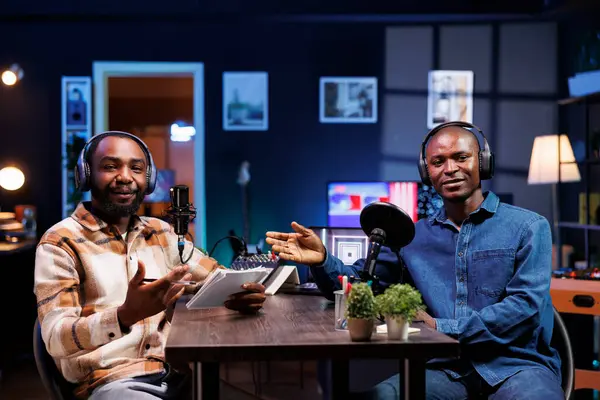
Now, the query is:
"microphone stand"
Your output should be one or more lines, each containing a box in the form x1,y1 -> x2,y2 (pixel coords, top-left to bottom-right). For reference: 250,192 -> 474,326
359,228 -> 386,296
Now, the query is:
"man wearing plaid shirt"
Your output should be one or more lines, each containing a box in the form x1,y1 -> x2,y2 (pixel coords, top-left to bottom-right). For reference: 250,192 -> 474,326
34,131 -> 266,399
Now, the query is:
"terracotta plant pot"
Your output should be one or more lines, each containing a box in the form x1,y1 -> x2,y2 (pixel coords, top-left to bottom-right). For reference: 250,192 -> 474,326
347,318 -> 374,342
386,316 -> 409,341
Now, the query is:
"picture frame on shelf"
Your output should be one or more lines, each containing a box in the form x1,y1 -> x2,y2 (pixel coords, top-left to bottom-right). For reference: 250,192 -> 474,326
427,70 -> 474,129
223,72 -> 269,131
319,77 -> 378,124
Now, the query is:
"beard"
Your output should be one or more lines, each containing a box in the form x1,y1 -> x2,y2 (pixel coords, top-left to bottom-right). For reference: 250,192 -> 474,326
91,182 -> 145,218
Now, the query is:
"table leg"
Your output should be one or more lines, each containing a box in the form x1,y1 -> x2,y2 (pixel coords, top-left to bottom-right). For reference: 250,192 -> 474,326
331,360 -> 349,400
193,362 -> 220,400
404,358 -> 426,400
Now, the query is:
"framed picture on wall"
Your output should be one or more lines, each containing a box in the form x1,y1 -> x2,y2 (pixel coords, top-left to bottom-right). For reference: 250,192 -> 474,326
319,77 -> 378,123
223,72 -> 269,131
61,76 -> 92,219
427,70 -> 474,129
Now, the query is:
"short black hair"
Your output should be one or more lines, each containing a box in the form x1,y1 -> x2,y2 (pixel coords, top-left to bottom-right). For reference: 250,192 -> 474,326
85,132 -> 147,166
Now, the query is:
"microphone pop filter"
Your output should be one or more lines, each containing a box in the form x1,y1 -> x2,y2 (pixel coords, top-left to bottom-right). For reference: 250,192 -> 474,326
360,201 -> 415,250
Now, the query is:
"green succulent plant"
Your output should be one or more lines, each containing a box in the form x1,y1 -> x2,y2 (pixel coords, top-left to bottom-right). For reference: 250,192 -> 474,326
375,284 -> 425,321
345,282 -> 377,320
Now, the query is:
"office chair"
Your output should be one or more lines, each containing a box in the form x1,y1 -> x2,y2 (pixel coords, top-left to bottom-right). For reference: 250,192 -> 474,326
552,307 -> 575,399
33,317 -> 77,400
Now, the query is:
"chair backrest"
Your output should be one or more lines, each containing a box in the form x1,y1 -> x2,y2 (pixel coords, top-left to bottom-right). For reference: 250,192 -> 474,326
33,318 -> 77,400
551,307 -> 574,399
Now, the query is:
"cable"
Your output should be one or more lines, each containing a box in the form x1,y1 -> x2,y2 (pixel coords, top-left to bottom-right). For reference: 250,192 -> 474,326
208,235 -> 247,258
178,232 -> 195,264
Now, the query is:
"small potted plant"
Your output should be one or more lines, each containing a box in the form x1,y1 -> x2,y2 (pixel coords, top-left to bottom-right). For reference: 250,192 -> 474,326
345,282 -> 377,342
375,284 -> 424,340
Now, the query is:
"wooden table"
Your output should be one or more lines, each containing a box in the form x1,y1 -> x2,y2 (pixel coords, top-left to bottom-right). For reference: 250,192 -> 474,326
551,278 -> 600,393
166,294 -> 459,400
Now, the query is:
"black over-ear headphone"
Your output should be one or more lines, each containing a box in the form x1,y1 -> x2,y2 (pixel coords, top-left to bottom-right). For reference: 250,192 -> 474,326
74,130 -> 157,195
418,121 -> 494,186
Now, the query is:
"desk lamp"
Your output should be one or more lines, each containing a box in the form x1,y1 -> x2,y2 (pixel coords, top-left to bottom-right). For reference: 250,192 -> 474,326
527,135 -> 580,268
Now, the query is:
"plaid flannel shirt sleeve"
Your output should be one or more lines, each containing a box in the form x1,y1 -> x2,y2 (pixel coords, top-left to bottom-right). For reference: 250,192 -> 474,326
34,242 -> 125,358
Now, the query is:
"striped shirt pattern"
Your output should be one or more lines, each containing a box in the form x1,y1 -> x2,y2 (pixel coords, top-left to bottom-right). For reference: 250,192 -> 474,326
33,202 -> 216,398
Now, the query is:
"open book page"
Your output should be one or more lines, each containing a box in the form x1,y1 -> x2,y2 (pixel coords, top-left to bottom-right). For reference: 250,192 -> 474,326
263,265 -> 299,295
186,267 -> 271,309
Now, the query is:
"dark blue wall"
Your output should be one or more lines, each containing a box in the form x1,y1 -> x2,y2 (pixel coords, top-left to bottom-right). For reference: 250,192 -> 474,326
0,21 -> 384,262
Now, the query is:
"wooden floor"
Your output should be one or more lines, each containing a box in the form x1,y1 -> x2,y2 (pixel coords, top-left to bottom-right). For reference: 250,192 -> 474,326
0,356 -> 322,400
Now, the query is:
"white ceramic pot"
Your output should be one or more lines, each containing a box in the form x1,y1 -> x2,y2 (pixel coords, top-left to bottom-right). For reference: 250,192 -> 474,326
386,316 -> 409,340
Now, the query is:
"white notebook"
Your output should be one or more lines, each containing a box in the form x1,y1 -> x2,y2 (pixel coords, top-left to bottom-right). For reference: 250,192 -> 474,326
186,267 -> 272,309
376,325 -> 420,335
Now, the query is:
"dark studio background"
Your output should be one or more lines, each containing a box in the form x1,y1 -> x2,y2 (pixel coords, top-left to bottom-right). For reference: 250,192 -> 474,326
1,0 -> 600,397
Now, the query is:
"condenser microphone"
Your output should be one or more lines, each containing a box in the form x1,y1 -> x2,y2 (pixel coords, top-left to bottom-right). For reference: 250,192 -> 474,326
359,201 -> 416,294
167,185 -> 197,263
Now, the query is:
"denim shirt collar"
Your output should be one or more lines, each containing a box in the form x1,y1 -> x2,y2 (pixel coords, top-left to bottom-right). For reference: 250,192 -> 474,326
430,191 -> 500,225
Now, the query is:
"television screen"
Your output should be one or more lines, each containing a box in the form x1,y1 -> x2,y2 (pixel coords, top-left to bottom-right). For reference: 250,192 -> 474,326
327,181 -> 443,228
145,169 -> 176,203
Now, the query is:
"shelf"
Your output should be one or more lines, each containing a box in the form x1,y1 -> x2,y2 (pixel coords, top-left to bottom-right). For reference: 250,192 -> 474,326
558,91 -> 600,106
560,158 -> 600,166
557,222 -> 600,231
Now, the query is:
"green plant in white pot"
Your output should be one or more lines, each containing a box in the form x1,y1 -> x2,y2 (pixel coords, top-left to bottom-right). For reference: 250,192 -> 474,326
376,284 -> 424,340
345,282 -> 377,342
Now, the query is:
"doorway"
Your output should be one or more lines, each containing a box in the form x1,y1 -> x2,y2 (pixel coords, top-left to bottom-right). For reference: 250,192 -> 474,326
93,62 -> 206,249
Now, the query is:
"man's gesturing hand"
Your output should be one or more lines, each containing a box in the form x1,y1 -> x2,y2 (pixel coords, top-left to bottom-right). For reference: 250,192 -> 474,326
265,222 -> 326,266
117,260 -> 192,329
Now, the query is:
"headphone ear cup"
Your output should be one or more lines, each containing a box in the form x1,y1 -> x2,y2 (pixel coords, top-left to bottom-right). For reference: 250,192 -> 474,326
487,151 -> 495,179
479,150 -> 494,180
75,151 -> 91,192
418,157 -> 432,186
144,153 -> 157,195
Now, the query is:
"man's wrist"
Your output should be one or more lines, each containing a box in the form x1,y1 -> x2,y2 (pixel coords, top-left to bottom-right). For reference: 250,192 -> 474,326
311,249 -> 328,267
117,305 -> 134,333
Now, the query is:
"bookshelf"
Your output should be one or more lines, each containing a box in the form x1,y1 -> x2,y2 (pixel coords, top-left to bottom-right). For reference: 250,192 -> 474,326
557,90 -> 600,269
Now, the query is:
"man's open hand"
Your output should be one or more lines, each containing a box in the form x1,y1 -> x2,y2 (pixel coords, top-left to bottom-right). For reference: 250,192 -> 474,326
118,261 -> 191,329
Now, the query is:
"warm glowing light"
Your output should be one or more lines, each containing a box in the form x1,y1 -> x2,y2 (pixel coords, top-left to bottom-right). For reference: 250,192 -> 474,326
528,134 -> 581,184
1,64 -> 24,86
1,70 -> 17,86
0,167 -> 25,191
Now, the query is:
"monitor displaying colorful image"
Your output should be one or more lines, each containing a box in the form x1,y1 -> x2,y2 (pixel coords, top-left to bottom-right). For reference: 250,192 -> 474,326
145,169 -> 176,203
327,181 -> 443,228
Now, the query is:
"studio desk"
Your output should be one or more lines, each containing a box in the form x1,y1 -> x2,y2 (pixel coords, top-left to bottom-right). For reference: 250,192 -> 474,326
165,294 -> 459,400
551,278 -> 600,393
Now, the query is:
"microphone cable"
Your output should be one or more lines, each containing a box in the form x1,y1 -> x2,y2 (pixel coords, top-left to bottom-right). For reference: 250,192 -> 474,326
178,231 -> 196,265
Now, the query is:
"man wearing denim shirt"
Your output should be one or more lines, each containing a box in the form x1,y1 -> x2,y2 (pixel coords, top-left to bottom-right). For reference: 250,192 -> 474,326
266,122 -> 563,399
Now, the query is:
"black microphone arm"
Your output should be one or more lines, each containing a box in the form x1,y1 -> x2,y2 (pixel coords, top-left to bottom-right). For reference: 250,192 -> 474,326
359,228 -> 386,294
358,201 -> 416,295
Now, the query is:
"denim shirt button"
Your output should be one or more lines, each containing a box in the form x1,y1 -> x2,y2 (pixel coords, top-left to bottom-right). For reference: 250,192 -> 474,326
458,252 -> 464,257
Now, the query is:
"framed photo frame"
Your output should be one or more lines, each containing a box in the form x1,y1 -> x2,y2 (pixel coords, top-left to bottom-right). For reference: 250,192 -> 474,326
319,77 -> 378,124
61,76 -> 92,218
223,72 -> 269,131
427,70 -> 474,129
332,235 -> 369,265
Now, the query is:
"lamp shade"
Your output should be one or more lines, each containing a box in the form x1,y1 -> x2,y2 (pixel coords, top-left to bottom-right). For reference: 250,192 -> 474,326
527,134 -> 581,184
